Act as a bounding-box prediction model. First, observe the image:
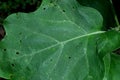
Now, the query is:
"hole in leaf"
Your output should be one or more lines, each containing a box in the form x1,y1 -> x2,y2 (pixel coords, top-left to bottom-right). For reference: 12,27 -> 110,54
11,64 -> 15,67
113,48 -> 120,55
20,40 -> 22,43
43,8 -> 46,10
3,48 -> 6,51
50,1 -> 53,3
50,59 -> 53,61
19,32 -> 22,35
10,75 -> 13,79
68,56 -> 71,59
63,10 -> 65,12
54,4 -> 57,6
16,52 -> 19,55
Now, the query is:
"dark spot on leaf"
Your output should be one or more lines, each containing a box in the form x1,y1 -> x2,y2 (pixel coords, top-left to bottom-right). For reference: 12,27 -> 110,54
26,67 -> 31,71
0,78 -> 6,80
68,56 -> 71,59
50,59 -> 53,61
10,75 -> 13,79
63,10 -> 65,12
20,40 -> 22,43
0,24 -> 6,40
113,48 -> 120,55
16,52 -> 19,55
43,8 -> 46,10
11,64 -> 15,67
3,48 -> 6,51
73,7 -> 75,9
50,1 -> 53,3
9,74 -> 14,79
19,32 -> 22,35
54,4 -> 57,6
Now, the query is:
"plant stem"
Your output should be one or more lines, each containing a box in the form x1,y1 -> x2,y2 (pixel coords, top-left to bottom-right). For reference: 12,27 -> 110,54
110,0 -> 119,26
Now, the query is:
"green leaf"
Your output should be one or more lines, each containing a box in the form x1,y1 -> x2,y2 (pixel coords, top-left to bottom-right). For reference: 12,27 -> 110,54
0,0 -> 120,80
77,0 -> 117,29
109,54 -> 120,80
98,31 -> 120,80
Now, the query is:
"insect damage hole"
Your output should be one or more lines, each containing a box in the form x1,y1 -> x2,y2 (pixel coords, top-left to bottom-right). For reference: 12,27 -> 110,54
11,64 -> 15,67
19,32 -> 22,35
43,8 -> 46,10
68,56 -> 71,59
3,48 -> 6,51
50,59 -> 53,61
62,10 -> 65,12
16,52 -> 20,55
10,75 -> 13,79
54,4 -> 57,6
20,40 -> 22,43
50,1 -> 53,3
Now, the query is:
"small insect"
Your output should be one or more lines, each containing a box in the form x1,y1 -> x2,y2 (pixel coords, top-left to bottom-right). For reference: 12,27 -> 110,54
0,23 -> 6,40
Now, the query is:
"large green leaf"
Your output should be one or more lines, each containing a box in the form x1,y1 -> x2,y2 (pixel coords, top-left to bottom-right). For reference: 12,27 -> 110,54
0,0 -> 120,80
97,31 -> 120,80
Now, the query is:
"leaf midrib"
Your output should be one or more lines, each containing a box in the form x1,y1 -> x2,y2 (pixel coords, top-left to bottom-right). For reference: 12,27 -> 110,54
13,31 -> 105,61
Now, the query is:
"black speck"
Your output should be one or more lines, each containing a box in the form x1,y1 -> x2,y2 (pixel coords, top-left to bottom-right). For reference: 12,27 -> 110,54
68,56 -> 71,59
26,67 -> 31,71
54,4 -> 57,6
50,1 -> 53,3
3,49 -> 6,51
10,75 -> 13,79
50,59 -> 53,61
19,32 -> 22,35
11,64 -> 15,67
63,10 -> 65,12
20,40 -> 22,43
16,52 -> 19,55
43,8 -> 46,10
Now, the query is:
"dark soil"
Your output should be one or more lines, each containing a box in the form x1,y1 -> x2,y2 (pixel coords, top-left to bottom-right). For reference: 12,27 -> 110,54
0,0 -> 42,40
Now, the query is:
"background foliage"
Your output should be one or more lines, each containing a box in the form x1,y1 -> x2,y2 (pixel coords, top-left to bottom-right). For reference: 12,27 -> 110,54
0,0 -> 41,23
